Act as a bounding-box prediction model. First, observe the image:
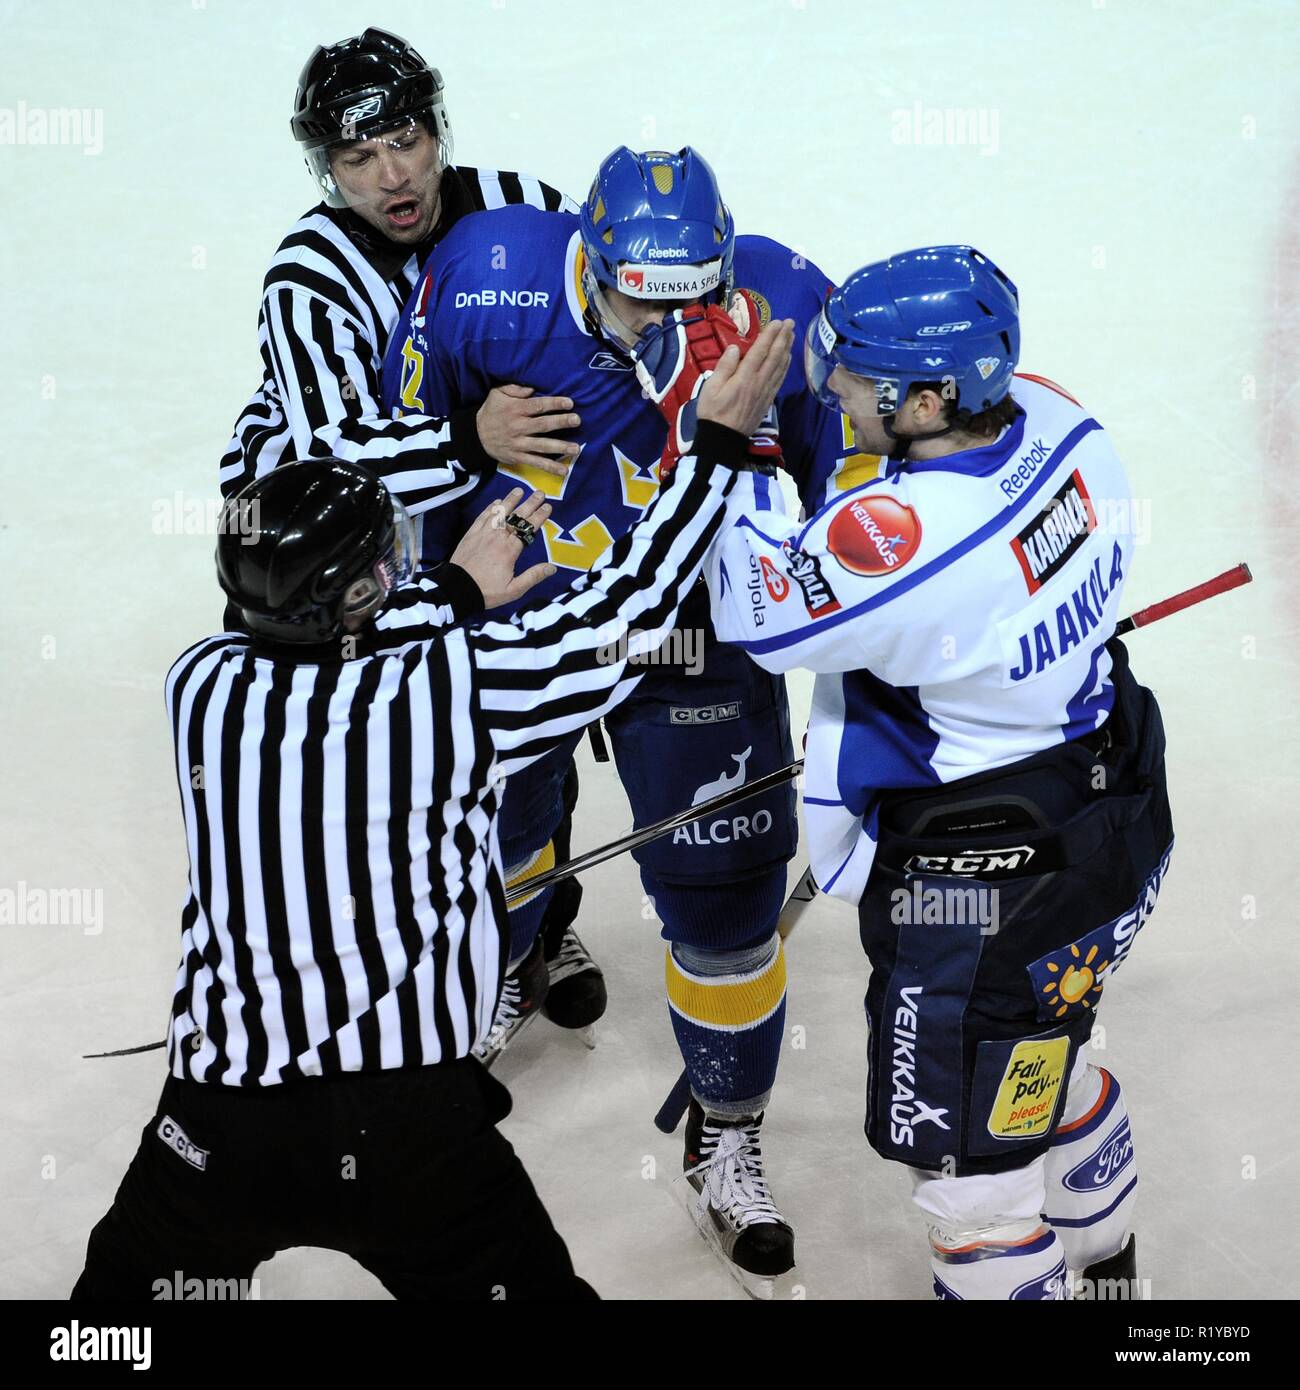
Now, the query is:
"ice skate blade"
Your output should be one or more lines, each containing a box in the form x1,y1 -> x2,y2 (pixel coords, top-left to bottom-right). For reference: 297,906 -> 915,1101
670,1170 -> 799,1301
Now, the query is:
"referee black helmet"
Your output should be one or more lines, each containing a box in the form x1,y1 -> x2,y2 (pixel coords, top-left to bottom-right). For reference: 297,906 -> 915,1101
217,458 -> 418,643
291,27 -> 453,206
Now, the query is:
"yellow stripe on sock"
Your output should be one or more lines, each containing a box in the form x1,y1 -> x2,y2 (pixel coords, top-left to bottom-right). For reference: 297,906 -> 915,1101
505,840 -> 557,911
664,942 -> 786,1032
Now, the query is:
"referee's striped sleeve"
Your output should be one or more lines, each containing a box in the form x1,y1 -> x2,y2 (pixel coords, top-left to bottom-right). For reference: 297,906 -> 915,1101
262,287 -> 493,516
466,456 -> 738,778
520,174 -> 577,213
372,564 -> 485,643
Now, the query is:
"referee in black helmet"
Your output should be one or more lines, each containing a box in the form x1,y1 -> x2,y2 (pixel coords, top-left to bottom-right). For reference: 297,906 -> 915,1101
221,26 -> 582,509
71,318 -> 797,1302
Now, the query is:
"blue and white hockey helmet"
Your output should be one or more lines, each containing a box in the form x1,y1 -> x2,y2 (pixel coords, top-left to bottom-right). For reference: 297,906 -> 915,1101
580,146 -> 735,307
805,246 -> 1020,417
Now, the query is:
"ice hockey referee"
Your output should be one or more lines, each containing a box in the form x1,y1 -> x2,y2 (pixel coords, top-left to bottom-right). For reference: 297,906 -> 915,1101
70,316 -> 796,1301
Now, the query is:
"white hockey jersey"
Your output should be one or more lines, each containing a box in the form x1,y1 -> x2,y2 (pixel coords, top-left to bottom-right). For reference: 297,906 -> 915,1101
707,374 -> 1137,904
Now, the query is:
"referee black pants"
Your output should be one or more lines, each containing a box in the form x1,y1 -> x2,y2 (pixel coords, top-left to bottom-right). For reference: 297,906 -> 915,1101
71,1059 -> 597,1300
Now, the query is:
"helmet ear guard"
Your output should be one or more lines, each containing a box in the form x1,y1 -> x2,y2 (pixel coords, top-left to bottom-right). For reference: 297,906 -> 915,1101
338,570 -> 387,625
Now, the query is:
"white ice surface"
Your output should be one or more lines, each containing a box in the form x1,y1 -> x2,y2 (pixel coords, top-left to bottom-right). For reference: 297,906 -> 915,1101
1,0 -> 1298,1300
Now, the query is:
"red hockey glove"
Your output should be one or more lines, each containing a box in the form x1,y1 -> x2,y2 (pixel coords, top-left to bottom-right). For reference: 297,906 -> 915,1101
631,291 -> 784,476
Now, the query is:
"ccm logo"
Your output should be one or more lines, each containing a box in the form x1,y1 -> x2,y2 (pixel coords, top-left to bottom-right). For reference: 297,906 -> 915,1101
904,846 -> 1035,876
917,321 -> 971,335
156,1115 -> 209,1171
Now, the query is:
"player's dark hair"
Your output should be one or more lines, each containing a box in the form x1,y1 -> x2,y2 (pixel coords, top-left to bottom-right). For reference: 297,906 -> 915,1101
908,383 -> 1019,441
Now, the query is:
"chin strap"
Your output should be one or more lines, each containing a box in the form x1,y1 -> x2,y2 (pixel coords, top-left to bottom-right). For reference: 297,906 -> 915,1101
881,414 -> 961,477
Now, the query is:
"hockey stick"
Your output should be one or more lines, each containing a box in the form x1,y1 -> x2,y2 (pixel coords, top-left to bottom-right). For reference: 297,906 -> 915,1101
526,563 -> 1255,914
505,759 -> 805,906
78,756 -> 800,1056
651,560 -> 1253,1131
1113,562 -> 1250,635
587,719 -> 610,764
85,563 -> 1251,1062
82,763 -> 807,1059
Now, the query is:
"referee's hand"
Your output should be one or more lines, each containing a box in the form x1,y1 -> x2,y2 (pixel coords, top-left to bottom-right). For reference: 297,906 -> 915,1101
696,318 -> 794,439
476,385 -> 582,477
450,487 -> 558,609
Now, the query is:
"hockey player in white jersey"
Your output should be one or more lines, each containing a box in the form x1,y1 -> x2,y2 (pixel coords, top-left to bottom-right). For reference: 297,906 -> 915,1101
647,247 -> 1174,1299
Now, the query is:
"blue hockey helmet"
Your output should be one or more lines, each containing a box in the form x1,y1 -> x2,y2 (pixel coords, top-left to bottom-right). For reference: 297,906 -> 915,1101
806,246 -> 1020,418
579,146 -> 735,332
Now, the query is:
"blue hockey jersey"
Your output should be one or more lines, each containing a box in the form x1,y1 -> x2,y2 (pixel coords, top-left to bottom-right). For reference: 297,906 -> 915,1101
380,204 -> 859,612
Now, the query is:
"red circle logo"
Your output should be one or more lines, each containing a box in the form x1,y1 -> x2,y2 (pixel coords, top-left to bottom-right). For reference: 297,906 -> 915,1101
760,556 -> 790,601
827,495 -> 922,576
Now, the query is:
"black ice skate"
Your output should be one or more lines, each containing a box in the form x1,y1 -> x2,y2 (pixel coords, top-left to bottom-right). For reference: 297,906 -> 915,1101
540,880 -> 606,1046
682,1099 -> 795,1299
473,938 -> 549,1070
1077,1234 -> 1140,1300
541,928 -> 606,1046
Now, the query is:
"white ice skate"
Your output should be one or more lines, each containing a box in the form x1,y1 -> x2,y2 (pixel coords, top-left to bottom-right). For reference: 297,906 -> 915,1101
473,939 -> 548,1070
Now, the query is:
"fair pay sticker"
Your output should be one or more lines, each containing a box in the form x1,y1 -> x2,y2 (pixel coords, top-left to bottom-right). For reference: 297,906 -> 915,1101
987,1036 -> 1069,1139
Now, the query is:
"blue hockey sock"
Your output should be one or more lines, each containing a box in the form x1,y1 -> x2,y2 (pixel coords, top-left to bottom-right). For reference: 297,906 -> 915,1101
666,933 -> 786,1118
503,841 -> 555,967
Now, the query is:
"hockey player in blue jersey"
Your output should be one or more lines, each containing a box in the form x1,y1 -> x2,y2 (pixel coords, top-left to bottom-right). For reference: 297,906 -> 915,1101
673,247 -> 1173,1299
382,146 -> 845,1289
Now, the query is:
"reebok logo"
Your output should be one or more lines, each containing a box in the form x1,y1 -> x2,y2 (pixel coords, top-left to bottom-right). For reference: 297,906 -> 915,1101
999,436 -> 1053,501
588,350 -> 632,371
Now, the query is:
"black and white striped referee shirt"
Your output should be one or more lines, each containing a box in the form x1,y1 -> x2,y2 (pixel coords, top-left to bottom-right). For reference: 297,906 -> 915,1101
219,167 -> 574,515
165,448 -> 742,1085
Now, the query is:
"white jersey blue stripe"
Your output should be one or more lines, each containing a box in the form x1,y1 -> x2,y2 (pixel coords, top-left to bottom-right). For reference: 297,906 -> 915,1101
706,375 -> 1138,903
